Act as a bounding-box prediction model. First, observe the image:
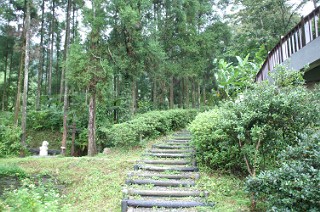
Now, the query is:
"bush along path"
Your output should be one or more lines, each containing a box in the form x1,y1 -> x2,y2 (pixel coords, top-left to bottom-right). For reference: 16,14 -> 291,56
121,130 -> 214,211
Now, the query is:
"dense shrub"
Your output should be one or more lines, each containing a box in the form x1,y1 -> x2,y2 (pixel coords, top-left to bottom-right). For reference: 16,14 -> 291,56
0,124 -> 22,157
189,70 -> 320,175
188,107 -> 242,172
245,133 -> 320,211
27,109 -> 63,130
100,109 -> 197,147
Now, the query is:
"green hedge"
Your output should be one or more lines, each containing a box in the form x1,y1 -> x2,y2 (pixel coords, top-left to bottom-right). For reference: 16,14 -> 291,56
189,70 -> 320,210
245,134 -> 320,211
100,109 -> 197,147
189,70 -> 320,174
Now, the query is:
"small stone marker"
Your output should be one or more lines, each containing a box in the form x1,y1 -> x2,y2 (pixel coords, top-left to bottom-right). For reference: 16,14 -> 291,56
39,141 -> 49,156
103,148 -> 111,155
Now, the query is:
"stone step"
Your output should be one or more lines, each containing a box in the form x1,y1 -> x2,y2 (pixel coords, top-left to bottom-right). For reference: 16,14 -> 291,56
127,207 -> 197,212
139,160 -> 190,165
127,172 -> 200,180
152,144 -> 191,149
122,130 -> 213,212
172,137 -> 191,140
123,188 -> 206,197
144,153 -> 193,158
134,164 -> 199,172
125,179 -> 195,187
163,142 -> 191,146
148,149 -> 194,154
167,139 -> 190,143
121,199 -> 214,211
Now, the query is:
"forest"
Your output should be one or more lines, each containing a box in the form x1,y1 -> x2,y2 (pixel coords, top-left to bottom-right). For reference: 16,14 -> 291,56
0,0 -> 319,211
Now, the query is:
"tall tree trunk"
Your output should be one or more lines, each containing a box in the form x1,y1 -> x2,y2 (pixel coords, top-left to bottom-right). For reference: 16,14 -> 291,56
88,90 -> 97,156
44,45 -> 49,95
55,23 -> 60,95
184,77 -> 189,109
21,0 -> 31,146
113,72 -> 118,123
191,80 -> 196,108
36,0 -> 45,110
179,79 -> 183,108
131,78 -> 137,115
72,1 -> 76,41
159,80 -> 165,109
197,83 -> 201,109
202,85 -> 206,106
2,49 -> 8,111
61,0 -> 72,156
169,75 -> 174,109
7,54 -> 13,110
59,0 -> 70,101
70,120 -> 75,156
14,51 -> 24,126
48,0 -> 55,99
14,11 -> 27,126
153,78 -> 157,109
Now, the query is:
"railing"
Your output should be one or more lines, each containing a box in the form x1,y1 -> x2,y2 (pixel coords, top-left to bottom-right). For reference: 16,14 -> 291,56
256,6 -> 320,82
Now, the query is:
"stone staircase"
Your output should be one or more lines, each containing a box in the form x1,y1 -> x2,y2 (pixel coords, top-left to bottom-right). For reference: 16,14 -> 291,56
121,130 -> 214,211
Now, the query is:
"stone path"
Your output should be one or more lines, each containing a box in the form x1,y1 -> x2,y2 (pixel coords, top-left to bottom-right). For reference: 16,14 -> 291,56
121,130 -> 214,211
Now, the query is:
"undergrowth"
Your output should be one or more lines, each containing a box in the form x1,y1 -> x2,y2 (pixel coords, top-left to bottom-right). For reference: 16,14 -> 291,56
0,135 -> 250,211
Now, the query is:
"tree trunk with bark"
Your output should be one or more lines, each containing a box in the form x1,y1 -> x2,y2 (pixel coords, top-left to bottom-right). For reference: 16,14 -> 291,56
179,79 -> 183,108
169,75 -> 174,109
153,78 -> 157,109
191,80 -> 196,108
2,46 -> 8,111
61,0 -> 72,156
197,83 -> 201,108
184,77 -> 189,109
131,77 -> 137,115
202,85 -> 206,106
87,89 -> 97,156
48,0 -> 55,99
14,51 -> 24,126
21,0 -> 31,146
36,0 -> 45,111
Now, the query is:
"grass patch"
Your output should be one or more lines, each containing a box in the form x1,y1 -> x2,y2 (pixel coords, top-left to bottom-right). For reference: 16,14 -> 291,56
197,167 -> 250,211
0,164 -> 26,178
0,146 -> 144,211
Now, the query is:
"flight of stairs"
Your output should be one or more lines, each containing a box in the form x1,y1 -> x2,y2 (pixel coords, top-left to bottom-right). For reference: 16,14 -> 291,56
121,130 -> 214,211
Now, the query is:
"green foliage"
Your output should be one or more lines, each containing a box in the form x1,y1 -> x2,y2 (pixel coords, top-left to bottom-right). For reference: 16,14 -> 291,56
188,106 -> 241,172
214,55 -> 258,99
100,109 -> 197,147
245,133 -> 320,211
0,164 -> 26,178
0,178 -> 67,211
229,0 -> 301,58
27,109 -> 63,131
189,69 -> 320,175
0,124 -> 22,158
